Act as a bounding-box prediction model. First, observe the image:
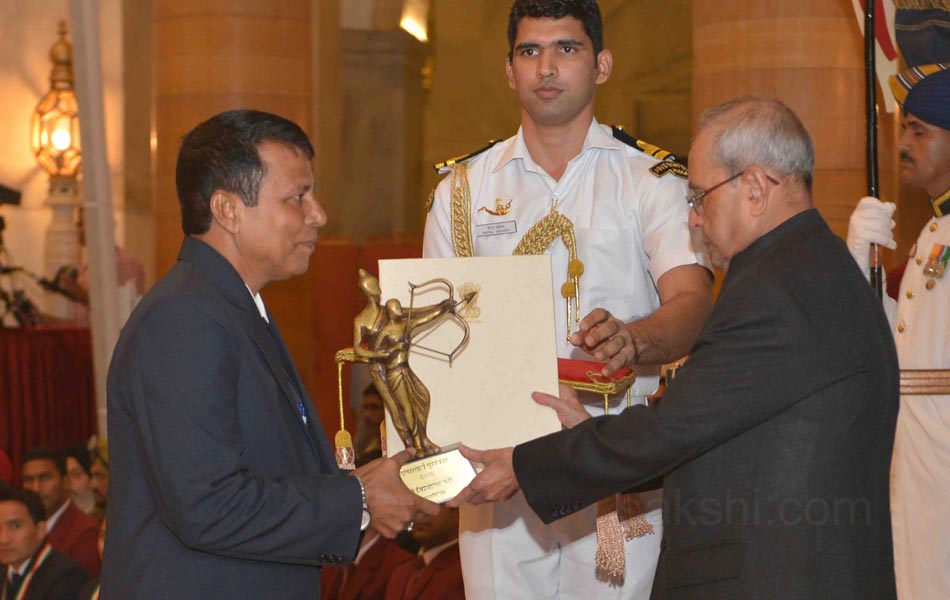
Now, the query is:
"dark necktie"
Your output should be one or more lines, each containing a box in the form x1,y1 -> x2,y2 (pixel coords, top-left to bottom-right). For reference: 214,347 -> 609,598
263,315 -> 309,424
7,572 -> 24,599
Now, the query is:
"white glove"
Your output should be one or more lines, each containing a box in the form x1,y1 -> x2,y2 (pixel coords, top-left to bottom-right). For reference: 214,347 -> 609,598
847,197 -> 896,276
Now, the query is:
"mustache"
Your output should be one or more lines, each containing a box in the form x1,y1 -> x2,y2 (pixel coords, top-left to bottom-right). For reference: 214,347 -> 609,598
899,151 -> 914,164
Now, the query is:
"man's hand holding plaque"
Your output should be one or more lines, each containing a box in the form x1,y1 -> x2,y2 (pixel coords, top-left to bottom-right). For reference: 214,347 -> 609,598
448,384 -> 589,507
351,449 -> 441,537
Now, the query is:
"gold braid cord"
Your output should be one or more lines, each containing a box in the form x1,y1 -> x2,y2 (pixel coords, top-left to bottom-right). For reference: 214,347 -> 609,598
513,209 -> 585,341
450,164 -> 475,258
334,353 -> 356,470
448,165 -> 585,339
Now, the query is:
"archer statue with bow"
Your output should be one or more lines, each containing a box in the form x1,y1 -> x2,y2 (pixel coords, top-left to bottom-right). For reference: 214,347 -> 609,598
354,269 -> 475,457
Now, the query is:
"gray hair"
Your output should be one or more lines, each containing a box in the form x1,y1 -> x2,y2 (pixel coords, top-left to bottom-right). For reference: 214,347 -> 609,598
697,97 -> 815,191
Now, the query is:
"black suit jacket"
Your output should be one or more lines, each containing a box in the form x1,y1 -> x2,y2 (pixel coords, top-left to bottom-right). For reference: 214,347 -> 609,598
102,237 -> 361,599
1,546 -> 88,600
515,210 -> 899,599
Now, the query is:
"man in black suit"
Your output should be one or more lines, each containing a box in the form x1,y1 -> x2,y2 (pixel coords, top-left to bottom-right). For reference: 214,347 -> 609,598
0,487 -> 88,600
102,110 -> 438,599
450,98 -> 899,599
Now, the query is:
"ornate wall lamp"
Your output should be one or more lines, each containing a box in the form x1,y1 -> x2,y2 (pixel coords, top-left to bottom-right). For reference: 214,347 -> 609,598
32,21 -> 82,317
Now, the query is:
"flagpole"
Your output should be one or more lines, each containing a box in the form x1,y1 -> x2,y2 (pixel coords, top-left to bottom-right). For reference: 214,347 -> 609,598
865,0 -> 884,300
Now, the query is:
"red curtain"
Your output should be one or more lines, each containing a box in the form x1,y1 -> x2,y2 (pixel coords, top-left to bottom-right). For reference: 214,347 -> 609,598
0,326 -> 97,483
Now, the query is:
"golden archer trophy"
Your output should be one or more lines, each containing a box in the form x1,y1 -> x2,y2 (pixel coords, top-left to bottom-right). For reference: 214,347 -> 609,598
343,269 -> 477,502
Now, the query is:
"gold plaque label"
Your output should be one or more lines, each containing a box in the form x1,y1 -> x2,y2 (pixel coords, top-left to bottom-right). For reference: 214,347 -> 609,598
399,445 -> 477,503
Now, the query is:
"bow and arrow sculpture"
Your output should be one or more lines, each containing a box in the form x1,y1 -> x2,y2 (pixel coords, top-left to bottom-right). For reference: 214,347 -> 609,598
353,270 -> 475,457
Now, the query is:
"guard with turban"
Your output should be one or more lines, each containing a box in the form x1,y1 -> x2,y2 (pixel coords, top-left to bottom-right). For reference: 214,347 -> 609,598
846,64 -> 950,598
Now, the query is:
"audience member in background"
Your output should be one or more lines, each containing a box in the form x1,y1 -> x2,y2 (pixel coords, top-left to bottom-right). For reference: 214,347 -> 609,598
87,440 -> 108,512
77,518 -> 105,600
355,384 -> 386,465
321,451 -> 415,600
385,507 -> 464,600
20,448 -> 101,578
320,521 -> 414,600
0,487 -> 88,600
62,446 -> 97,517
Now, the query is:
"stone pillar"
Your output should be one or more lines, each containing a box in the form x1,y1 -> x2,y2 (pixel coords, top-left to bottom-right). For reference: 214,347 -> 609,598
692,0 -> 899,252
152,0 -> 335,399
340,29 -> 428,240
312,0 -> 344,237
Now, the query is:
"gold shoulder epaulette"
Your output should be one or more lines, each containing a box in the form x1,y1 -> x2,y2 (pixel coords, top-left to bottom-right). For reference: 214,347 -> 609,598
611,126 -> 687,180
611,125 -> 677,161
433,139 -> 501,175
649,161 -> 688,179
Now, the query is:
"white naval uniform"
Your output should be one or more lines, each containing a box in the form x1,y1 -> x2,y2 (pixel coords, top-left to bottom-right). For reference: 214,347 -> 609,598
423,120 -> 708,600
890,211 -> 950,600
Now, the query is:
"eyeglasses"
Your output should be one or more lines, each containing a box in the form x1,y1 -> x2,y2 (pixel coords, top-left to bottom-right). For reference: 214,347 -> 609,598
686,170 -> 780,215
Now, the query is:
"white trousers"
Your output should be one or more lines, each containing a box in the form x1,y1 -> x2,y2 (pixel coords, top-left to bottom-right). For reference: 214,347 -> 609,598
891,394 -> 950,599
459,490 -> 663,600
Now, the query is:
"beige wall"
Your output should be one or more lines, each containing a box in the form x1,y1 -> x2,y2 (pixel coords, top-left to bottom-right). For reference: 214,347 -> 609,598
121,0 -> 154,285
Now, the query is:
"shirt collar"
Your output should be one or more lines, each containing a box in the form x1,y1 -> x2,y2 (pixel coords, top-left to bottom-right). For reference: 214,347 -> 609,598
354,532 -> 380,565
7,561 -> 28,579
421,539 -> 458,566
45,498 -> 70,532
245,285 -> 269,322
491,118 -> 622,173
6,542 -> 39,578
932,187 -> 950,218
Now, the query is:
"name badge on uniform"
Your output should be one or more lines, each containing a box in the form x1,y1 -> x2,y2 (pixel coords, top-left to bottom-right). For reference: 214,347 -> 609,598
475,221 -> 517,237
923,243 -> 949,279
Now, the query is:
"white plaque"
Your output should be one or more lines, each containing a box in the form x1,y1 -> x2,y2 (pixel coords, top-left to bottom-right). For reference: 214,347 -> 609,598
378,255 -> 561,452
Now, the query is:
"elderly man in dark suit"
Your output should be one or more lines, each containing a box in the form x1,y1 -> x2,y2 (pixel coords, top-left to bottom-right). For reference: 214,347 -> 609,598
102,109 -> 438,599
450,97 -> 899,599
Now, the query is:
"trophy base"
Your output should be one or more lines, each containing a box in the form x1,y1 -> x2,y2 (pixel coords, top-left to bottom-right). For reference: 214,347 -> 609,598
399,443 -> 477,503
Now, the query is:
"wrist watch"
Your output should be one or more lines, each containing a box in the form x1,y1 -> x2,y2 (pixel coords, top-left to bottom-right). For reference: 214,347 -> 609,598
356,476 -> 371,531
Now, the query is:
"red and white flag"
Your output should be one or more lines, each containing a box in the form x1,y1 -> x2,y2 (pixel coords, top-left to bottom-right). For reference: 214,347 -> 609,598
850,0 -> 900,111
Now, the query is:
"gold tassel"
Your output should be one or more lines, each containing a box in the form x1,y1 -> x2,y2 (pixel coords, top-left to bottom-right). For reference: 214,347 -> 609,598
618,493 -> 655,540
334,431 -> 355,470
595,393 -> 653,582
595,495 -> 626,579
334,361 -> 355,470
